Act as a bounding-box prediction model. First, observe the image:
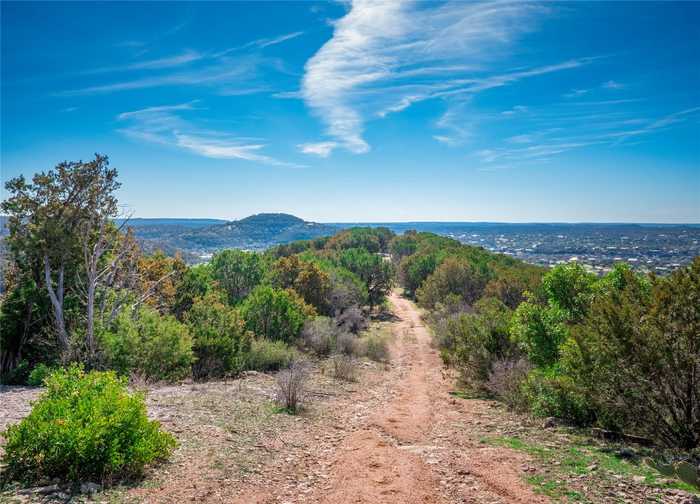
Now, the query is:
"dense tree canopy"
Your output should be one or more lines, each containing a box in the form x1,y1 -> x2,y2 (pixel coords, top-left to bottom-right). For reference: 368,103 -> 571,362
210,250 -> 264,305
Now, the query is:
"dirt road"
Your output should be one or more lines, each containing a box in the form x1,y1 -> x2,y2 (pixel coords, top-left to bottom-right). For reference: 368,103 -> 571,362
233,292 -> 548,504
0,292 -> 548,503
4,293 -> 693,503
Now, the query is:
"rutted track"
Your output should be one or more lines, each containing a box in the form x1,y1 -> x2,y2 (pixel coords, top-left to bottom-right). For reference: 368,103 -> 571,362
231,292 -> 548,504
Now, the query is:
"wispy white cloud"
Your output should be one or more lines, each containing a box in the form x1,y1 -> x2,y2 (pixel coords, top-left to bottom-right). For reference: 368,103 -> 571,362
472,104 -> 700,167
501,105 -> 529,116
609,106 -> 700,143
564,88 -> 590,98
116,101 -> 201,120
602,79 -> 624,89
477,140 -> 599,163
564,80 -> 625,99
61,28 -> 302,96
565,98 -> 646,106
117,102 -> 301,167
297,141 -> 338,158
506,134 -> 535,144
298,0 -> 596,156
83,50 -> 203,74
253,31 -> 304,49
60,55 -> 265,95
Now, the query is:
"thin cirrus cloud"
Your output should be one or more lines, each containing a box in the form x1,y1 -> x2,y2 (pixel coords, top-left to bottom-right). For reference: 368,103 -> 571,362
472,103 -> 700,165
59,30 -> 304,96
60,54 -> 267,96
251,31 -> 304,49
296,0 -> 577,157
81,50 -> 204,74
117,101 -> 303,167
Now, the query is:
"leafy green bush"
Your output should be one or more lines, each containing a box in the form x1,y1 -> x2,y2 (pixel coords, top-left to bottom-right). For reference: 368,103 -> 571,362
417,257 -> 488,309
246,339 -> 298,372
271,255 -> 333,315
98,307 -> 193,382
438,299 -> 514,389
240,285 -> 315,342
186,293 -> 252,380
542,262 -> 596,323
572,259 -> 700,448
27,363 -> 53,386
0,359 -> 30,385
1,365 -> 176,484
522,367 -> 595,426
510,299 -> 568,367
338,248 -> 394,309
210,249 -> 264,305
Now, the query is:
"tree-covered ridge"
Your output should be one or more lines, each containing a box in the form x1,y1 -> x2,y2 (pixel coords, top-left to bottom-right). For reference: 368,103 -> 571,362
0,158 -> 396,384
398,226 -> 700,451
155,212 -> 338,252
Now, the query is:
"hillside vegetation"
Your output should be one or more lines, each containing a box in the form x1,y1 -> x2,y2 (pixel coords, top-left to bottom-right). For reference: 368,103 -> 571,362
131,213 -> 338,256
1,157 -> 698,500
391,231 -> 700,452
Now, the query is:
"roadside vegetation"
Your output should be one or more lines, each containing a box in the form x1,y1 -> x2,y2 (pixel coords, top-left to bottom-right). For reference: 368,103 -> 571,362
0,156 -> 698,501
0,157 -> 394,492
392,230 -> 700,494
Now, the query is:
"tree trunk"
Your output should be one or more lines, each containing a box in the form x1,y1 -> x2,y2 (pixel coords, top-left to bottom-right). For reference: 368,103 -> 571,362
86,281 -> 96,360
43,254 -> 69,354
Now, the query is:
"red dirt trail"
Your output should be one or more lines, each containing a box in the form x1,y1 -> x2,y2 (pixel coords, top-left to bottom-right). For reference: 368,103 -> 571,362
233,292 -> 548,504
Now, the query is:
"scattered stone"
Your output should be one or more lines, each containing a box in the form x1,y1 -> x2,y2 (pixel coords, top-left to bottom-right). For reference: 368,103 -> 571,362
80,481 -> 102,495
617,447 -> 635,459
18,484 -> 60,495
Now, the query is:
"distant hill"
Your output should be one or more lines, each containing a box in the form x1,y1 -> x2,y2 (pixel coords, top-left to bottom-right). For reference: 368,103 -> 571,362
131,213 -> 338,259
0,213 -> 337,263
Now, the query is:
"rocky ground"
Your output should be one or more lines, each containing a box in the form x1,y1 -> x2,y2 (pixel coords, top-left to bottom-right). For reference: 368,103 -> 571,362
1,293 -> 698,503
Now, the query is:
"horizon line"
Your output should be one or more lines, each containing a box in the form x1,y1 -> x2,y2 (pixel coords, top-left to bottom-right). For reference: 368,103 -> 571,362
117,216 -> 700,226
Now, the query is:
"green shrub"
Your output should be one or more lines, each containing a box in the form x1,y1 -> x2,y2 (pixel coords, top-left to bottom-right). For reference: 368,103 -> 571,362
522,367 -> 595,426
338,248 -> 394,309
1,365 -> 176,484
27,363 -> 53,387
417,257 -> 488,309
186,293 -> 252,380
542,262 -> 596,323
240,285 -> 315,342
0,359 -> 30,385
210,249 -> 264,305
510,299 -> 568,367
246,339 -> 298,372
441,299 -> 514,389
572,259 -> 700,449
98,307 -> 193,382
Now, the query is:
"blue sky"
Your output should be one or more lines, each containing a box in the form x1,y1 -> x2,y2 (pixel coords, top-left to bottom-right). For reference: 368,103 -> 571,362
2,1 -> 699,222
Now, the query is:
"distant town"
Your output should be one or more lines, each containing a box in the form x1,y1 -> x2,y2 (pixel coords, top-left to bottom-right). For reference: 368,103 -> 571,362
4,216 -> 697,278
436,224 -> 700,275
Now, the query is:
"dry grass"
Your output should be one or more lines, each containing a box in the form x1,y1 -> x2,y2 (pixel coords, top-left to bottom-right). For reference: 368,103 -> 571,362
331,354 -> 357,382
275,360 -> 310,414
